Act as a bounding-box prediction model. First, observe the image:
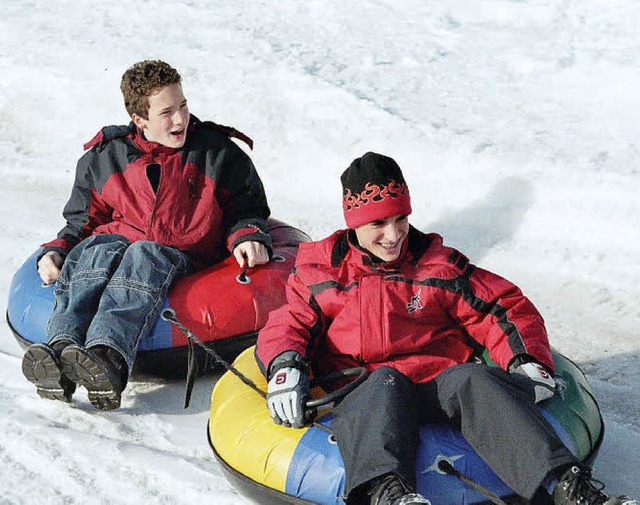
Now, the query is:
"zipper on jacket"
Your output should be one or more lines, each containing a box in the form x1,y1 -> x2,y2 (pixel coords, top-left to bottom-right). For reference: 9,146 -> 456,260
359,274 -> 385,362
146,163 -> 161,194
146,155 -> 164,236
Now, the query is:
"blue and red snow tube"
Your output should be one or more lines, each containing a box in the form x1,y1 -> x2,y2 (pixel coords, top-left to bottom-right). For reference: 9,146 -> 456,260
6,218 -> 310,377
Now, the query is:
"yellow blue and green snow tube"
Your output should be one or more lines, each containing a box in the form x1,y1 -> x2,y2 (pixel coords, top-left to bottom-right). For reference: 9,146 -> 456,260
208,347 -> 603,504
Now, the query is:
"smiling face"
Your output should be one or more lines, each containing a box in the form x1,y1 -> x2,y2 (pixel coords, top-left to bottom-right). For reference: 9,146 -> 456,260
354,214 -> 409,262
132,83 -> 189,148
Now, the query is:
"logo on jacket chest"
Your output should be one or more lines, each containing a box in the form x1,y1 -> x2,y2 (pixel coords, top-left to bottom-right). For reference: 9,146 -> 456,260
406,288 -> 424,314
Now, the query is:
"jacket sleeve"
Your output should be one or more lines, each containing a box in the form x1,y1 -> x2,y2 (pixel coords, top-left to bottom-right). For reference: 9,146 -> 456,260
216,143 -> 272,254
445,256 -> 553,372
40,150 -> 113,261
255,270 -> 324,377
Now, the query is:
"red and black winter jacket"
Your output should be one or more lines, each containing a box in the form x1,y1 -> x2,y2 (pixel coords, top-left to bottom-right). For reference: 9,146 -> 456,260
256,227 -> 553,382
41,115 -> 271,268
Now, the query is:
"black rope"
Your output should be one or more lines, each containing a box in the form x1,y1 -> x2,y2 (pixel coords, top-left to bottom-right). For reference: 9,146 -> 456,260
160,308 -> 333,435
184,335 -> 198,408
164,311 -> 514,500
163,309 -> 513,497
438,460 -> 508,505
161,308 -> 266,406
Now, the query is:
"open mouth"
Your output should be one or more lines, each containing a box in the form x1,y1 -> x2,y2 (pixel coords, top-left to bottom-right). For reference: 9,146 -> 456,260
170,128 -> 185,137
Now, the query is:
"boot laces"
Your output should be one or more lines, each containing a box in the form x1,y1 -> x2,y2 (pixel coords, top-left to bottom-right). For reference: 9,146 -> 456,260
562,467 -> 608,505
370,474 -> 412,505
369,474 -> 431,505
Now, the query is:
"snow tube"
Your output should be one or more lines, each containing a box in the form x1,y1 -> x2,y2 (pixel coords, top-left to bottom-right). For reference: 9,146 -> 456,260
208,346 -> 604,505
6,219 -> 310,377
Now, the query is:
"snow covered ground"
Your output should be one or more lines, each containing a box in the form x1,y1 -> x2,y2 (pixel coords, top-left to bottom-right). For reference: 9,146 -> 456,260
1,1 -> 638,503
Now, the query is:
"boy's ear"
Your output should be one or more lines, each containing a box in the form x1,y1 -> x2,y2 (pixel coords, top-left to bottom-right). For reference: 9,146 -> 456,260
131,113 -> 146,130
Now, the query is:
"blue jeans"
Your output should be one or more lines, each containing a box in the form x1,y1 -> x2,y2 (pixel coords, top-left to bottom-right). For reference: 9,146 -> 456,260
46,234 -> 193,372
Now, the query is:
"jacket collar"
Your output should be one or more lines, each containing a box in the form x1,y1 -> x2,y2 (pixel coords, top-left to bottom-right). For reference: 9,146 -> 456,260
132,115 -> 199,155
330,229 -> 409,270
330,225 -> 432,269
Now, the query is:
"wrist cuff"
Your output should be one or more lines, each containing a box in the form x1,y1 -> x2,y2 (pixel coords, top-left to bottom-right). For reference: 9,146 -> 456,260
268,351 -> 306,378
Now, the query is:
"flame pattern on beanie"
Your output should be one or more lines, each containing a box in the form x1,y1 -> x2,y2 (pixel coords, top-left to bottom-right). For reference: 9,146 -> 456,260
343,180 -> 409,211
341,152 -> 412,228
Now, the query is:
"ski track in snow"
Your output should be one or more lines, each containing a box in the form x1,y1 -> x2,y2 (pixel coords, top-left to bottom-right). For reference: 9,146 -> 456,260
1,0 -> 639,503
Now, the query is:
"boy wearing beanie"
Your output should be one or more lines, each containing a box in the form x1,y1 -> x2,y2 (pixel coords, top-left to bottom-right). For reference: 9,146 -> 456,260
256,153 -> 635,505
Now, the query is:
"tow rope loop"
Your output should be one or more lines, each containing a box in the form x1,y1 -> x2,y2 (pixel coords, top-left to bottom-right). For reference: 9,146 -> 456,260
236,265 -> 250,284
160,308 -> 334,435
163,309 -> 512,495
438,460 -> 508,505
161,308 -> 266,407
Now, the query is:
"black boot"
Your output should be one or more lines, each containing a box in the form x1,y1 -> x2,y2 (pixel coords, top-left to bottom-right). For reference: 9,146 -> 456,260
553,466 -> 637,505
22,341 -> 76,402
61,345 -> 128,410
368,474 -> 431,505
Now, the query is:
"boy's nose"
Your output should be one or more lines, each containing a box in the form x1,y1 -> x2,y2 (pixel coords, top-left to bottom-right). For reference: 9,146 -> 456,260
173,110 -> 187,125
383,224 -> 400,242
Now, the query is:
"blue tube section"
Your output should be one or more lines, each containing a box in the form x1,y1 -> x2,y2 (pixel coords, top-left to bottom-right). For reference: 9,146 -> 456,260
284,408 -> 576,505
7,249 -> 172,350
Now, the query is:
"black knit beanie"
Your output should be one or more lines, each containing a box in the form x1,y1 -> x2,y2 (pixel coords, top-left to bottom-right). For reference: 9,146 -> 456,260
341,152 -> 412,228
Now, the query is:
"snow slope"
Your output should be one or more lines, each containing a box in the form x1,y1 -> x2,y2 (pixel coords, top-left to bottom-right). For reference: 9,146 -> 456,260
0,1 -> 638,503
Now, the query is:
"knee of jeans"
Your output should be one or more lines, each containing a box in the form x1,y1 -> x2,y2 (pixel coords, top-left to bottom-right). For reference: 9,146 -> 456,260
124,240 -> 154,252
62,237 -> 128,277
83,234 -> 129,249
124,241 -> 172,260
120,241 -> 156,263
123,241 -> 189,271
76,235 -> 129,258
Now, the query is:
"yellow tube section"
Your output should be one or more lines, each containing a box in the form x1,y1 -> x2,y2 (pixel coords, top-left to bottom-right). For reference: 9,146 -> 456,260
209,346 -> 307,492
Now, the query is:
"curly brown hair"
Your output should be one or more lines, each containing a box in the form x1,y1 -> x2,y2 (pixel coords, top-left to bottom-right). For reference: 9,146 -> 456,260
120,60 -> 182,119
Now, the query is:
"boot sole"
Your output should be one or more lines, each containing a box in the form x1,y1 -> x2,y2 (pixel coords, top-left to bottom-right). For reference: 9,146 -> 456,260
22,344 -> 75,403
61,346 -> 122,411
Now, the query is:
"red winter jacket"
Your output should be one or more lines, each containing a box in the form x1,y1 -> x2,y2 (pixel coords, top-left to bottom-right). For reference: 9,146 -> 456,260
41,115 -> 271,268
256,227 -> 553,383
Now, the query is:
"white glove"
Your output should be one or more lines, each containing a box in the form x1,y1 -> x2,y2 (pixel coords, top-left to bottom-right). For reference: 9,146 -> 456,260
512,361 -> 556,403
267,360 -> 310,428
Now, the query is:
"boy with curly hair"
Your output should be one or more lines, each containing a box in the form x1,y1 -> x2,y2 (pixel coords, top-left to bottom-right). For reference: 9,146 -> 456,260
22,60 -> 272,410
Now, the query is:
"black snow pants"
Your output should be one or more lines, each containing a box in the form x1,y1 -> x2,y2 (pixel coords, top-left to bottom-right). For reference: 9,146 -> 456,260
331,363 -> 577,503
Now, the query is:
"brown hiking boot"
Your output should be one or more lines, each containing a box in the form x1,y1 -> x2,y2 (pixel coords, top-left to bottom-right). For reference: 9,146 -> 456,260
22,342 -> 76,402
61,345 -> 128,410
